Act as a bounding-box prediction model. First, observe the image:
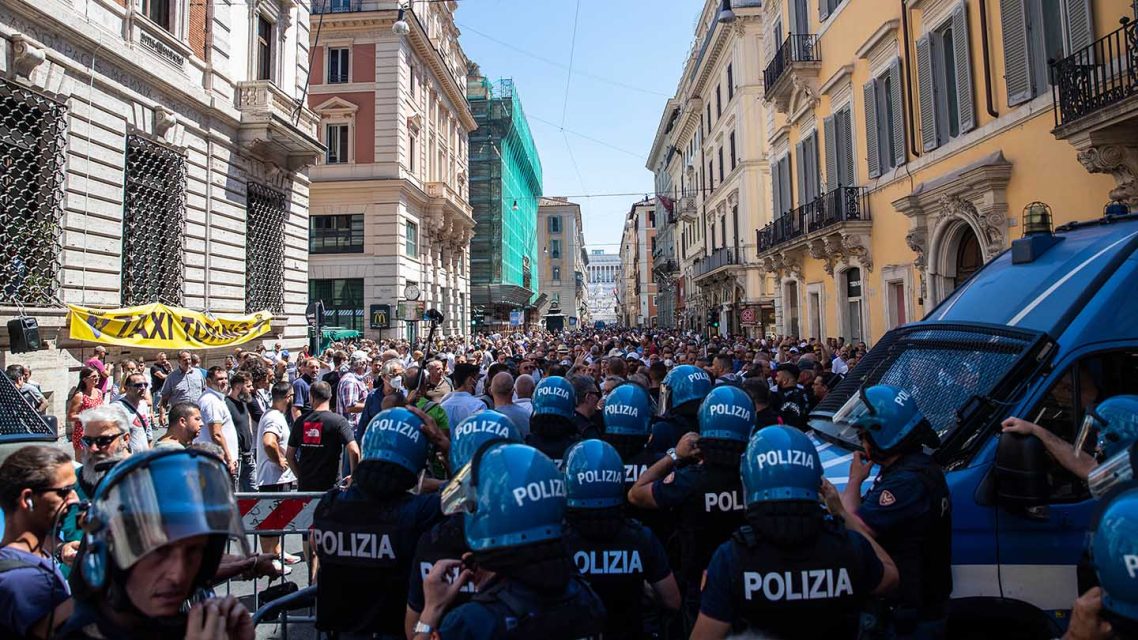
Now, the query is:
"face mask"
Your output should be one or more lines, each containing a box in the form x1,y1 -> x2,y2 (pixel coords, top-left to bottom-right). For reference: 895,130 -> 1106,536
390,377 -> 405,393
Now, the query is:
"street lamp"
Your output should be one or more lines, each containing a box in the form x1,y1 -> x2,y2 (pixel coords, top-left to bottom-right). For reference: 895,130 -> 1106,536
392,4 -> 410,35
717,0 -> 736,24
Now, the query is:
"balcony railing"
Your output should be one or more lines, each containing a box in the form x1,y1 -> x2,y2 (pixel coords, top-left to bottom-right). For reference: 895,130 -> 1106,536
312,0 -> 361,14
763,34 -> 819,94
1052,17 -> 1138,128
757,186 -> 869,252
694,247 -> 743,278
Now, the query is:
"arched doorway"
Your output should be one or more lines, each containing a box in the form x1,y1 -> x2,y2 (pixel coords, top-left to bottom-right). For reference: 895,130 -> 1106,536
954,228 -> 982,289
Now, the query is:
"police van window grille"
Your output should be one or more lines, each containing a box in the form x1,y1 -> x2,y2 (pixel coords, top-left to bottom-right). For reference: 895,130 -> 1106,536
245,182 -> 287,314
122,135 -> 186,306
0,367 -> 53,437
815,325 -> 1037,438
0,78 -> 68,306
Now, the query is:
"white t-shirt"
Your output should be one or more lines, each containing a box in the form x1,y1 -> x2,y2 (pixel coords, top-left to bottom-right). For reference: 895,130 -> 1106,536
256,409 -> 296,488
196,388 -> 239,465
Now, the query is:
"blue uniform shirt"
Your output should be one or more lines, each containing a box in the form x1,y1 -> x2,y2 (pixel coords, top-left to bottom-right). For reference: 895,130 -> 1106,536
858,457 -> 936,537
649,464 -> 701,508
0,548 -> 70,637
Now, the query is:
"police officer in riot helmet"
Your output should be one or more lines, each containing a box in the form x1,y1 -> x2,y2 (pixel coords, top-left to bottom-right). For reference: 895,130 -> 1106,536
311,407 -> 447,638
628,385 -> 752,631
835,384 -> 952,638
404,410 -> 522,637
649,364 -> 712,453
1063,482 -> 1138,640
691,425 -> 899,639
58,448 -> 254,640
416,443 -> 605,639
603,382 -> 664,487
562,439 -> 681,639
525,376 -> 581,468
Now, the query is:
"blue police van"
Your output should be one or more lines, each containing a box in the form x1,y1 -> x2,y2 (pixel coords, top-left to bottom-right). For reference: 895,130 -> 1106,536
808,213 -> 1138,635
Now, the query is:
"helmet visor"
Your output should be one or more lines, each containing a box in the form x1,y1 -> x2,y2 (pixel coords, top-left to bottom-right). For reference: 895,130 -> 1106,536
440,461 -> 477,516
97,454 -> 247,570
831,389 -> 873,437
1075,413 -> 1101,460
1088,441 -> 1136,499
657,384 -> 671,417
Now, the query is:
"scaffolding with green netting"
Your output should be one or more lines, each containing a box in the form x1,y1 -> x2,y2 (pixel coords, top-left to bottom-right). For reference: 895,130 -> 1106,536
467,75 -> 543,315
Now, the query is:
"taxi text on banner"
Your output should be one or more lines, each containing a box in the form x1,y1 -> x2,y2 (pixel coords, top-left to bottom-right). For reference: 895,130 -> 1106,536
67,303 -> 274,349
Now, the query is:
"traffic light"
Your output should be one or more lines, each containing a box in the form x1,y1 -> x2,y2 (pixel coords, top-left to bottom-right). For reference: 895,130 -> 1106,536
707,309 -> 719,329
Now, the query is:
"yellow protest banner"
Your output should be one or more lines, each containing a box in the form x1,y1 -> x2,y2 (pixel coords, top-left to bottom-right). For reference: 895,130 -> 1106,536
67,303 -> 274,350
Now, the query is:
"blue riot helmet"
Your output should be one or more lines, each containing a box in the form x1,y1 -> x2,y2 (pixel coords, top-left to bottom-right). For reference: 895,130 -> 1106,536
658,364 -> 713,416
1076,395 -> 1138,462
533,376 -> 577,421
80,448 -> 247,593
1090,484 -> 1138,625
442,443 -> 565,552
450,410 -> 522,471
697,385 -> 755,442
564,440 -> 626,509
742,425 -> 823,505
361,407 -> 429,474
834,384 -> 939,460
602,383 -> 653,437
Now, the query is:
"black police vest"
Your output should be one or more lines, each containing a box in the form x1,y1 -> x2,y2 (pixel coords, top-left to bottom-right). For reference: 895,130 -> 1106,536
878,453 -> 953,617
473,575 -> 607,640
412,514 -> 476,612
564,521 -> 655,639
624,449 -> 675,556
676,464 -> 746,586
525,432 -> 578,469
729,524 -> 870,638
311,490 -> 421,635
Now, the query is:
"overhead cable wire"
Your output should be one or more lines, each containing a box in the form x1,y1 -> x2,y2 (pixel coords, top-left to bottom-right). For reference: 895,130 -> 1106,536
526,113 -> 646,160
456,22 -> 672,97
560,0 -> 581,129
562,131 -> 589,194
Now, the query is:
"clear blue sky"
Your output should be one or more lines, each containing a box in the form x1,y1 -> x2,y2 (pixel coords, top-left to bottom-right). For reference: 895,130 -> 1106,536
455,0 -> 699,254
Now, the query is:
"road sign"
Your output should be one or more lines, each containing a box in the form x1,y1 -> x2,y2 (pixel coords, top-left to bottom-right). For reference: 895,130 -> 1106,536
509,311 -> 523,326
370,304 -> 390,329
740,306 -> 757,325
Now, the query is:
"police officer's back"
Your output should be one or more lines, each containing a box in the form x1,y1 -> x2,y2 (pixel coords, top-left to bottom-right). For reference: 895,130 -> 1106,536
840,385 -> 952,637
562,440 -> 680,639
416,443 -> 605,639
312,407 -> 443,637
405,411 -> 522,636
647,365 -> 711,453
628,385 -> 752,629
692,425 -> 898,639
525,376 -> 581,468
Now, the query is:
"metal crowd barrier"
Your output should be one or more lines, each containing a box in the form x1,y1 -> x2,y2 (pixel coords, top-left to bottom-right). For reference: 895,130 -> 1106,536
225,491 -> 325,639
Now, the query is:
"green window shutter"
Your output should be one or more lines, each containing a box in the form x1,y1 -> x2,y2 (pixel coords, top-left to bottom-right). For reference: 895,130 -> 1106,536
952,4 -> 976,133
916,36 -> 938,151
1064,0 -> 1094,54
810,133 -> 822,199
795,141 -> 806,210
1000,0 -> 1033,106
889,60 -> 907,166
839,107 -> 855,187
820,0 -> 830,23
864,80 -> 881,179
824,115 -> 838,191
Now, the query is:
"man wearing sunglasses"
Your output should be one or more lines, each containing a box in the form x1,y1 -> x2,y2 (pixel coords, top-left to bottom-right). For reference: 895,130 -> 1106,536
115,372 -> 152,453
0,445 -> 78,640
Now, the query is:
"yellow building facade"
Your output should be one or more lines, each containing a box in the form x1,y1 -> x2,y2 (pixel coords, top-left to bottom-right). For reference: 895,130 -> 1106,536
756,0 -> 1128,345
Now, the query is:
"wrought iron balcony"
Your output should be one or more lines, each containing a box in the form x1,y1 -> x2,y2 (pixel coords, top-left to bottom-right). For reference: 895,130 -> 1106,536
1051,17 -> 1138,129
693,247 -> 744,279
763,34 -> 819,110
757,186 -> 869,252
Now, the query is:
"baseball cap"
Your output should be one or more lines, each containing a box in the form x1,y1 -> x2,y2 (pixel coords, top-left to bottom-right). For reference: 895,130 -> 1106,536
280,349 -> 290,358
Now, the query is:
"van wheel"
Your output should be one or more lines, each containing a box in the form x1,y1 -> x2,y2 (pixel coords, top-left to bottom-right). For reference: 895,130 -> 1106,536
948,597 -> 1061,640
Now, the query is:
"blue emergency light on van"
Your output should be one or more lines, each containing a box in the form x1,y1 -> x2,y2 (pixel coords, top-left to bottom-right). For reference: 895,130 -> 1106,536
807,212 -> 1138,636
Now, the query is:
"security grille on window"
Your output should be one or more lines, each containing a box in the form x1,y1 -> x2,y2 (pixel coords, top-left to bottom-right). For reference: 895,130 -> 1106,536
917,4 -> 976,151
246,182 -> 287,314
865,61 -> 906,178
328,47 -> 350,84
1002,0 -> 1093,106
0,79 -> 67,306
122,135 -> 186,306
